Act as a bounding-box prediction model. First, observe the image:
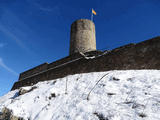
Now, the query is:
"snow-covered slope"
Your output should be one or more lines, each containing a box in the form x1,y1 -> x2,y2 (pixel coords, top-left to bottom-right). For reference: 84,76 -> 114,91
0,70 -> 160,120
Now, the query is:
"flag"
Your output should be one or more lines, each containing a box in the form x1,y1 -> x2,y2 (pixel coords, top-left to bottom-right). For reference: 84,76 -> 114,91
92,9 -> 97,15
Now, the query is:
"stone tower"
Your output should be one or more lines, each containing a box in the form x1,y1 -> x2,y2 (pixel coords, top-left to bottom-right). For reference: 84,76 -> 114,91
69,19 -> 96,55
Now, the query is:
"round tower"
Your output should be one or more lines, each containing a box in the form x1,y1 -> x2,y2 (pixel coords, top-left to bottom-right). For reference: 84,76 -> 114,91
69,19 -> 96,55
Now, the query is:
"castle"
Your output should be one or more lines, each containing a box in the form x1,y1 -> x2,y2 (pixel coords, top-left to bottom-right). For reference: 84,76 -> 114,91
11,19 -> 160,90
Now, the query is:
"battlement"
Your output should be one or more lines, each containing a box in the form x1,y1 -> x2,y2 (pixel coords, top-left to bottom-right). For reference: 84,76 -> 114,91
11,36 -> 160,90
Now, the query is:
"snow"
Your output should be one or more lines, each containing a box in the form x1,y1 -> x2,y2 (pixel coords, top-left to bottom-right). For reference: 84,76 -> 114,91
0,70 -> 160,120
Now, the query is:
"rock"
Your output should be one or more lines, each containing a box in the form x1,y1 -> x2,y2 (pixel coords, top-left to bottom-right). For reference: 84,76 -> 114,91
19,88 -> 28,95
112,77 -> 120,81
0,107 -> 11,120
19,86 -> 37,95
138,113 -> 147,118
94,112 -> 109,120
0,107 -> 24,120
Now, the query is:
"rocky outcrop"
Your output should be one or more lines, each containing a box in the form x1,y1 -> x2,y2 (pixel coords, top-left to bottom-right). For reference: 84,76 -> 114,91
19,86 -> 37,95
0,107 -> 24,120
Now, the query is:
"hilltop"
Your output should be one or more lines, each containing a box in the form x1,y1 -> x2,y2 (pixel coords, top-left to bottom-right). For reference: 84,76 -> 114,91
0,70 -> 160,120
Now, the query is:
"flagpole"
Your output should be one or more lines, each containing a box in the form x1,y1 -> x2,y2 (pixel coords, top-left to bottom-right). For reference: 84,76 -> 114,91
91,8 -> 93,21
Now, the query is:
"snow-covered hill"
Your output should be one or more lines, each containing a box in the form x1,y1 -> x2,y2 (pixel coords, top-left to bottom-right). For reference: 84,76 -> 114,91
0,70 -> 160,120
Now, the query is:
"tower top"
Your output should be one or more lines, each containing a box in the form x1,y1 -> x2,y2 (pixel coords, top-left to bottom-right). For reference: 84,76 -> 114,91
69,19 -> 96,55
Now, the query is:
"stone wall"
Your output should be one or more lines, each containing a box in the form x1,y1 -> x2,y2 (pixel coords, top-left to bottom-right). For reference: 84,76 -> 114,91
70,19 -> 96,55
11,36 -> 160,90
18,63 -> 48,81
48,53 -> 82,69
18,53 -> 84,80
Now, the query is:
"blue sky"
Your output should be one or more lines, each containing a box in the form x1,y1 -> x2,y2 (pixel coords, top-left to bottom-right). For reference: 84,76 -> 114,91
0,0 -> 160,96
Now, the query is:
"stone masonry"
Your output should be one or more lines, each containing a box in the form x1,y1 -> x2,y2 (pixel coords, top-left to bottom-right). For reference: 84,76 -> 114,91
11,36 -> 160,90
69,19 -> 96,55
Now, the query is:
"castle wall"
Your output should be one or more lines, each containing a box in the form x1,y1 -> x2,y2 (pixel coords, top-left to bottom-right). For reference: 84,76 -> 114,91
48,53 -> 82,69
18,53 -> 84,81
12,36 -> 160,90
18,63 -> 48,81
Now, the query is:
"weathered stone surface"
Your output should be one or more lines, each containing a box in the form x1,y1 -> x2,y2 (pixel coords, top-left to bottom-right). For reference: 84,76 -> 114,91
19,63 -> 48,81
0,107 -> 11,120
19,88 -> 28,95
0,107 -> 23,120
70,19 -> 96,55
19,86 -> 37,95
